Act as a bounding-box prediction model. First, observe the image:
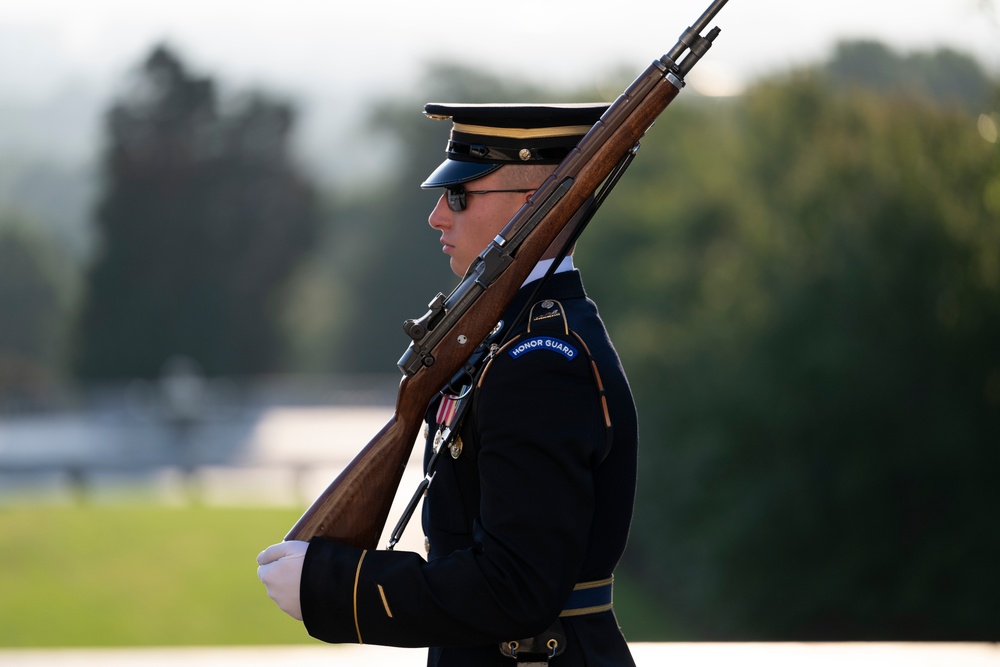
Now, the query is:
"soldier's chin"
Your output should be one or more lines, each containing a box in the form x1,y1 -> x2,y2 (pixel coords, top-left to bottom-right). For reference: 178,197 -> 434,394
450,256 -> 471,278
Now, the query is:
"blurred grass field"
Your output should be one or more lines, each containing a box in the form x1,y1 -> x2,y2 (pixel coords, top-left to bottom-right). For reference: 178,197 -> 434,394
0,504 -> 668,647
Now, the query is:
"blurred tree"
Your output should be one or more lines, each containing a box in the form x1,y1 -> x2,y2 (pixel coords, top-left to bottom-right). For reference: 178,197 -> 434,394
578,65 -> 1000,639
827,40 -> 996,110
73,45 -> 320,380
0,159 -> 95,262
0,214 -> 73,405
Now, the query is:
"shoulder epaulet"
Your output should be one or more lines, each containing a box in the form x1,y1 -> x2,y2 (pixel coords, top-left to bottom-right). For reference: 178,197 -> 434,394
526,299 -> 569,334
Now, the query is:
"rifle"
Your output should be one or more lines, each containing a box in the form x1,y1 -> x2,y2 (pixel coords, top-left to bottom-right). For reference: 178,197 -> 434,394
286,0 -> 730,549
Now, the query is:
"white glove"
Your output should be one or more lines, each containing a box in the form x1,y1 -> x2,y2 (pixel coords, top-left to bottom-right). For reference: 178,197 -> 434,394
257,540 -> 309,621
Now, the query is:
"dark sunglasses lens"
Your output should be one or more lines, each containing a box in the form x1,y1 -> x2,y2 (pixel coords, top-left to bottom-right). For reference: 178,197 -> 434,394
445,187 -> 466,212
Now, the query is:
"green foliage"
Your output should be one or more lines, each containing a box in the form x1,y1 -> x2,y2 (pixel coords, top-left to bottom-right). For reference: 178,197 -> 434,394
827,40 -> 997,110
73,45 -> 322,381
0,159 -> 94,262
0,215 -> 75,403
578,70 -> 1000,639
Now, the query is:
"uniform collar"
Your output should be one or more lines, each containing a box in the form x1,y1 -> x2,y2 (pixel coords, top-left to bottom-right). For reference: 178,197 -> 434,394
521,256 -> 575,287
499,265 -> 586,337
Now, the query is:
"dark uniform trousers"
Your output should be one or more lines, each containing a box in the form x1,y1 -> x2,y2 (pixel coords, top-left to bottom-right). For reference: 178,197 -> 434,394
300,270 -> 639,666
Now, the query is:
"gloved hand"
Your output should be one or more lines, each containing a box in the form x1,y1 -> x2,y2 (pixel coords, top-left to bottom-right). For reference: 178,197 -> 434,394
257,540 -> 309,621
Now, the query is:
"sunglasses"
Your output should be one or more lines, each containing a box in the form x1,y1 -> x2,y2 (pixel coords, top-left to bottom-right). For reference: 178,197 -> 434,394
444,185 -> 536,212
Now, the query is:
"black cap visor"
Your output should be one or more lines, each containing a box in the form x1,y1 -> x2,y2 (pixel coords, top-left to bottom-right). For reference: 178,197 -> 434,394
421,159 -> 502,189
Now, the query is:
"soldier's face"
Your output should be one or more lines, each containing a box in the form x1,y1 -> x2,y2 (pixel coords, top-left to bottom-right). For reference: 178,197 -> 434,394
428,169 -> 533,277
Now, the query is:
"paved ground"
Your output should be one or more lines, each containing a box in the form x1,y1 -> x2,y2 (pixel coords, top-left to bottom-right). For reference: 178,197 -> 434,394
0,643 -> 997,666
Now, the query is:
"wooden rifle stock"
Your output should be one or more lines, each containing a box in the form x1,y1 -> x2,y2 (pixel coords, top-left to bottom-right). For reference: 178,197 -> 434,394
286,0 -> 730,550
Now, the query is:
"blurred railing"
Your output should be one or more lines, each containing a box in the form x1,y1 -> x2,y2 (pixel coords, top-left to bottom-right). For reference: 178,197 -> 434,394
0,372 -> 404,508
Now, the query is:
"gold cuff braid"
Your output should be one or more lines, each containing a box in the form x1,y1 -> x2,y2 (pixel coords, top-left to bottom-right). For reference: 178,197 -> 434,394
352,550 -> 368,644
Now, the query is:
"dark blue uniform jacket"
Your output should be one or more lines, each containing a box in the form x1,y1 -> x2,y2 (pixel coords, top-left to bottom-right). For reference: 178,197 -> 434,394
300,269 -> 639,666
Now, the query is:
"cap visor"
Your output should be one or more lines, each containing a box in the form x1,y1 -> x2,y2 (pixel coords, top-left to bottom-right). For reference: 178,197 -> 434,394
420,159 -> 502,189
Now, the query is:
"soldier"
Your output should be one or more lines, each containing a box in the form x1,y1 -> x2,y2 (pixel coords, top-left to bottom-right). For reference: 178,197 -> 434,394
259,103 -> 640,666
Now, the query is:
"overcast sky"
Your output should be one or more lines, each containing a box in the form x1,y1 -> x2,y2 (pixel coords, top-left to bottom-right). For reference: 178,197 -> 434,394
1,0 -> 996,180
1,0 -> 998,104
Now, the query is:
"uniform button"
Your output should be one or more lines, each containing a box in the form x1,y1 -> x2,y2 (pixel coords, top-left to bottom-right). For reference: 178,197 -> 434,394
424,536 -> 431,554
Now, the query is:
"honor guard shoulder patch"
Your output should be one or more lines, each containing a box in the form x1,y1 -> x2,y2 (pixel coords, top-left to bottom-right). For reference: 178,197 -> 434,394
508,336 -> 578,361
